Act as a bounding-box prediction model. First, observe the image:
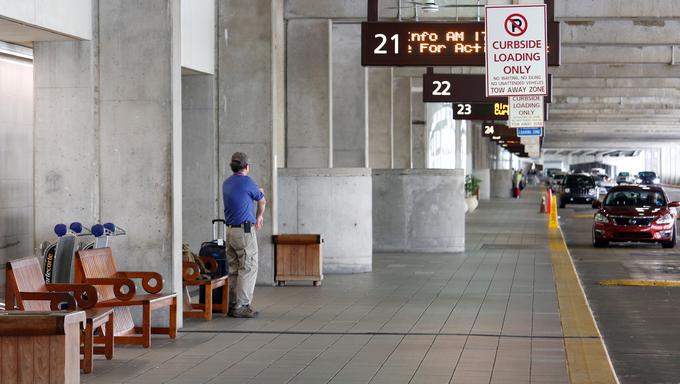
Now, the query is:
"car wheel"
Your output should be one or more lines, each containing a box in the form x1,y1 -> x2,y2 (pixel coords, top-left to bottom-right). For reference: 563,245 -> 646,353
559,200 -> 566,209
662,226 -> 676,249
592,230 -> 609,248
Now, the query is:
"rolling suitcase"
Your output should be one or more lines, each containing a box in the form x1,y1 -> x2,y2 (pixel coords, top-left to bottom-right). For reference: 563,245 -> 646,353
199,219 -> 229,307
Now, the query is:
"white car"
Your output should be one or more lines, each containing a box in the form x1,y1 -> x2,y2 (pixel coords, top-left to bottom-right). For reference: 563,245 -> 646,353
594,175 -> 616,195
616,172 -> 633,184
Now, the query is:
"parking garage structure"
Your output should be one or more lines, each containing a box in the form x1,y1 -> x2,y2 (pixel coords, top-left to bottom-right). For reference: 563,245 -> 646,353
3,1 -> 680,383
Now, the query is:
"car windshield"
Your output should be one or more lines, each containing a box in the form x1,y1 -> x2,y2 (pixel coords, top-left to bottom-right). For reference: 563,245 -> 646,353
639,172 -> 656,178
565,175 -> 594,186
618,172 -> 629,177
554,174 -> 565,180
605,190 -> 666,207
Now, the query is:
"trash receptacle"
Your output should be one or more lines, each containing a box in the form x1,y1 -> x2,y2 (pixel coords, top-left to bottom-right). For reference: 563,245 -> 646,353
273,234 -> 323,286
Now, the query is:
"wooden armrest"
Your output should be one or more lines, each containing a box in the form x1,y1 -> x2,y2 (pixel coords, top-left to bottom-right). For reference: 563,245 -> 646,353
117,271 -> 164,294
199,255 -> 218,273
20,292 -> 76,310
182,262 -> 200,282
45,283 -> 98,309
83,278 -> 136,301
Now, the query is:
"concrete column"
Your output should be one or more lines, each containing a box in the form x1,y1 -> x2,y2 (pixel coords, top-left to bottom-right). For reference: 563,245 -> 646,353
373,169 -> 465,252
35,0 -> 185,324
332,23 -> 367,168
472,169 -> 491,200
368,68 -> 392,168
34,40 -> 96,246
411,91 -> 426,169
287,19 -> 331,168
279,168 -> 372,273
392,77 -> 411,168
182,74 -> 217,251
218,0 -> 283,284
0,54 -> 34,291
491,169 -> 513,198
97,0 -> 183,317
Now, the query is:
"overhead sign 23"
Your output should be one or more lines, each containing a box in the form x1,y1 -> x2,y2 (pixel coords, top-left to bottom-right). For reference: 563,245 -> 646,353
485,5 -> 548,97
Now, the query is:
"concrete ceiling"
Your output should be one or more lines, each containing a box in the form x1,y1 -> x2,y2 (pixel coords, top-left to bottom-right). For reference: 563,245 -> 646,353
0,16 -> 76,46
389,0 -> 680,153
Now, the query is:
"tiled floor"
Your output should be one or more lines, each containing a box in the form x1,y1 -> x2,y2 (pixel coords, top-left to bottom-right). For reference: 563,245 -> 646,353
84,188 -> 569,384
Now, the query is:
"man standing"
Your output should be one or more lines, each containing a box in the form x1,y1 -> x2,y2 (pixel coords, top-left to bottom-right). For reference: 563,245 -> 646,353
223,152 -> 266,318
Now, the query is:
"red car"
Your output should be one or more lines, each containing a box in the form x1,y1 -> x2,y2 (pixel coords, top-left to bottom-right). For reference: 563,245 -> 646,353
592,185 -> 680,248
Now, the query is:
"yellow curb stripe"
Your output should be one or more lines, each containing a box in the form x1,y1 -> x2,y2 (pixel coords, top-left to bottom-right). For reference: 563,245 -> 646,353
548,207 -> 619,384
573,214 -> 594,219
600,279 -> 680,287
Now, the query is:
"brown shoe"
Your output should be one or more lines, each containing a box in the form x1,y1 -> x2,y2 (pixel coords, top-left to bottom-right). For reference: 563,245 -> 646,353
231,305 -> 259,318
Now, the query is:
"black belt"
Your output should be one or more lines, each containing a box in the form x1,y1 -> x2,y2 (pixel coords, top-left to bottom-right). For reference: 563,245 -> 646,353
227,223 -> 251,228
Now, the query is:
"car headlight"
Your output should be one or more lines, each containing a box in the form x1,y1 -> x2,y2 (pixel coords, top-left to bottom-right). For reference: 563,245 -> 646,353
588,188 -> 597,195
564,187 -> 570,193
594,213 -> 609,224
635,178 -> 642,183
656,214 -> 674,225
653,178 -> 661,184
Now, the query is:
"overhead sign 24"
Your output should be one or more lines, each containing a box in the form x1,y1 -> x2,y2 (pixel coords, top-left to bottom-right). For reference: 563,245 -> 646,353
485,5 -> 548,97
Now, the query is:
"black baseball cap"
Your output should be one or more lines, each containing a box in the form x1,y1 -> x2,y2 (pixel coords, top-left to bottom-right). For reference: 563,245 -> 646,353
230,152 -> 248,167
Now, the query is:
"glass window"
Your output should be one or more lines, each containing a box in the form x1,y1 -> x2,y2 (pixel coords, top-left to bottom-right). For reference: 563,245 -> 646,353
604,190 -> 666,207
565,175 -> 594,186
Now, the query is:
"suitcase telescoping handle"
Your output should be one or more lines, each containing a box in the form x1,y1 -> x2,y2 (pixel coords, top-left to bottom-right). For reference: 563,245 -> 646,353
212,219 -> 226,241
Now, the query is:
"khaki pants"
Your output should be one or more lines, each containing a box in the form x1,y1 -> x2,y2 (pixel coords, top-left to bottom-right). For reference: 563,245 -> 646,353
227,226 -> 258,308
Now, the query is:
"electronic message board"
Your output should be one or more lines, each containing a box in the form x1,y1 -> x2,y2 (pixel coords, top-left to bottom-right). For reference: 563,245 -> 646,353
361,21 -> 559,67
453,102 -> 509,121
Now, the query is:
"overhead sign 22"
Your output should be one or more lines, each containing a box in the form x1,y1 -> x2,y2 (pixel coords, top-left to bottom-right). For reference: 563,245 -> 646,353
485,5 -> 548,97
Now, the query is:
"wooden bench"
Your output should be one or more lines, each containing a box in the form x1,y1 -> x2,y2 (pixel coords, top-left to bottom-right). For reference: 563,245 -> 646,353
5,256 -> 114,374
182,256 -> 228,320
74,247 -> 177,348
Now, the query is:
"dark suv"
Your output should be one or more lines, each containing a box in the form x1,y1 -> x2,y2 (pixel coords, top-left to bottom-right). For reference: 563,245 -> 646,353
636,171 -> 660,185
559,174 -> 598,208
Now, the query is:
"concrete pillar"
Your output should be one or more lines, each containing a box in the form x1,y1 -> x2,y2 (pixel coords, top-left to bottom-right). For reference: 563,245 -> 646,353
97,0 -> 183,313
332,23 -> 367,168
0,54 -> 34,291
411,91 -> 426,169
491,169 -> 513,198
373,169 -> 465,252
368,68 -> 392,168
392,77 -> 411,168
472,169 -> 491,200
34,40 -> 96,245
218,0 -> 283,284
182,74 -> 217,251
278,168 -> 372,273
35,0 -> 185,324
287,19 -> 331,168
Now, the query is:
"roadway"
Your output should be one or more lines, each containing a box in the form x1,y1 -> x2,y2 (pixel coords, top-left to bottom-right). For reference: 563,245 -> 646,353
558,186 -> 680,384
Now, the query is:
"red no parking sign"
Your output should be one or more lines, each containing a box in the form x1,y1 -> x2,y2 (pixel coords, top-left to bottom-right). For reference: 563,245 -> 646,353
485,5 -> 547,97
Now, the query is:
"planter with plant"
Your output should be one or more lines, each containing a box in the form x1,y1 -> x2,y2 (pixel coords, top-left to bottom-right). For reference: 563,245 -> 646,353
464,175 -> 481,213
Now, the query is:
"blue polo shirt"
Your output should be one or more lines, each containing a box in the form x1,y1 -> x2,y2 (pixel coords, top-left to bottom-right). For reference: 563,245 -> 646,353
222,174 -> 265,225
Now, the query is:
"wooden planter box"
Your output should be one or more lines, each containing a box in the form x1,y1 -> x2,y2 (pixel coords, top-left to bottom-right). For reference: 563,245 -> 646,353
273,234 -> 323,286
0,311 -> 85,384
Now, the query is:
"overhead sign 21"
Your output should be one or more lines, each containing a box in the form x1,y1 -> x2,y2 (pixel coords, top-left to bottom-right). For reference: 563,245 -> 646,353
485,5 -> 548,97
